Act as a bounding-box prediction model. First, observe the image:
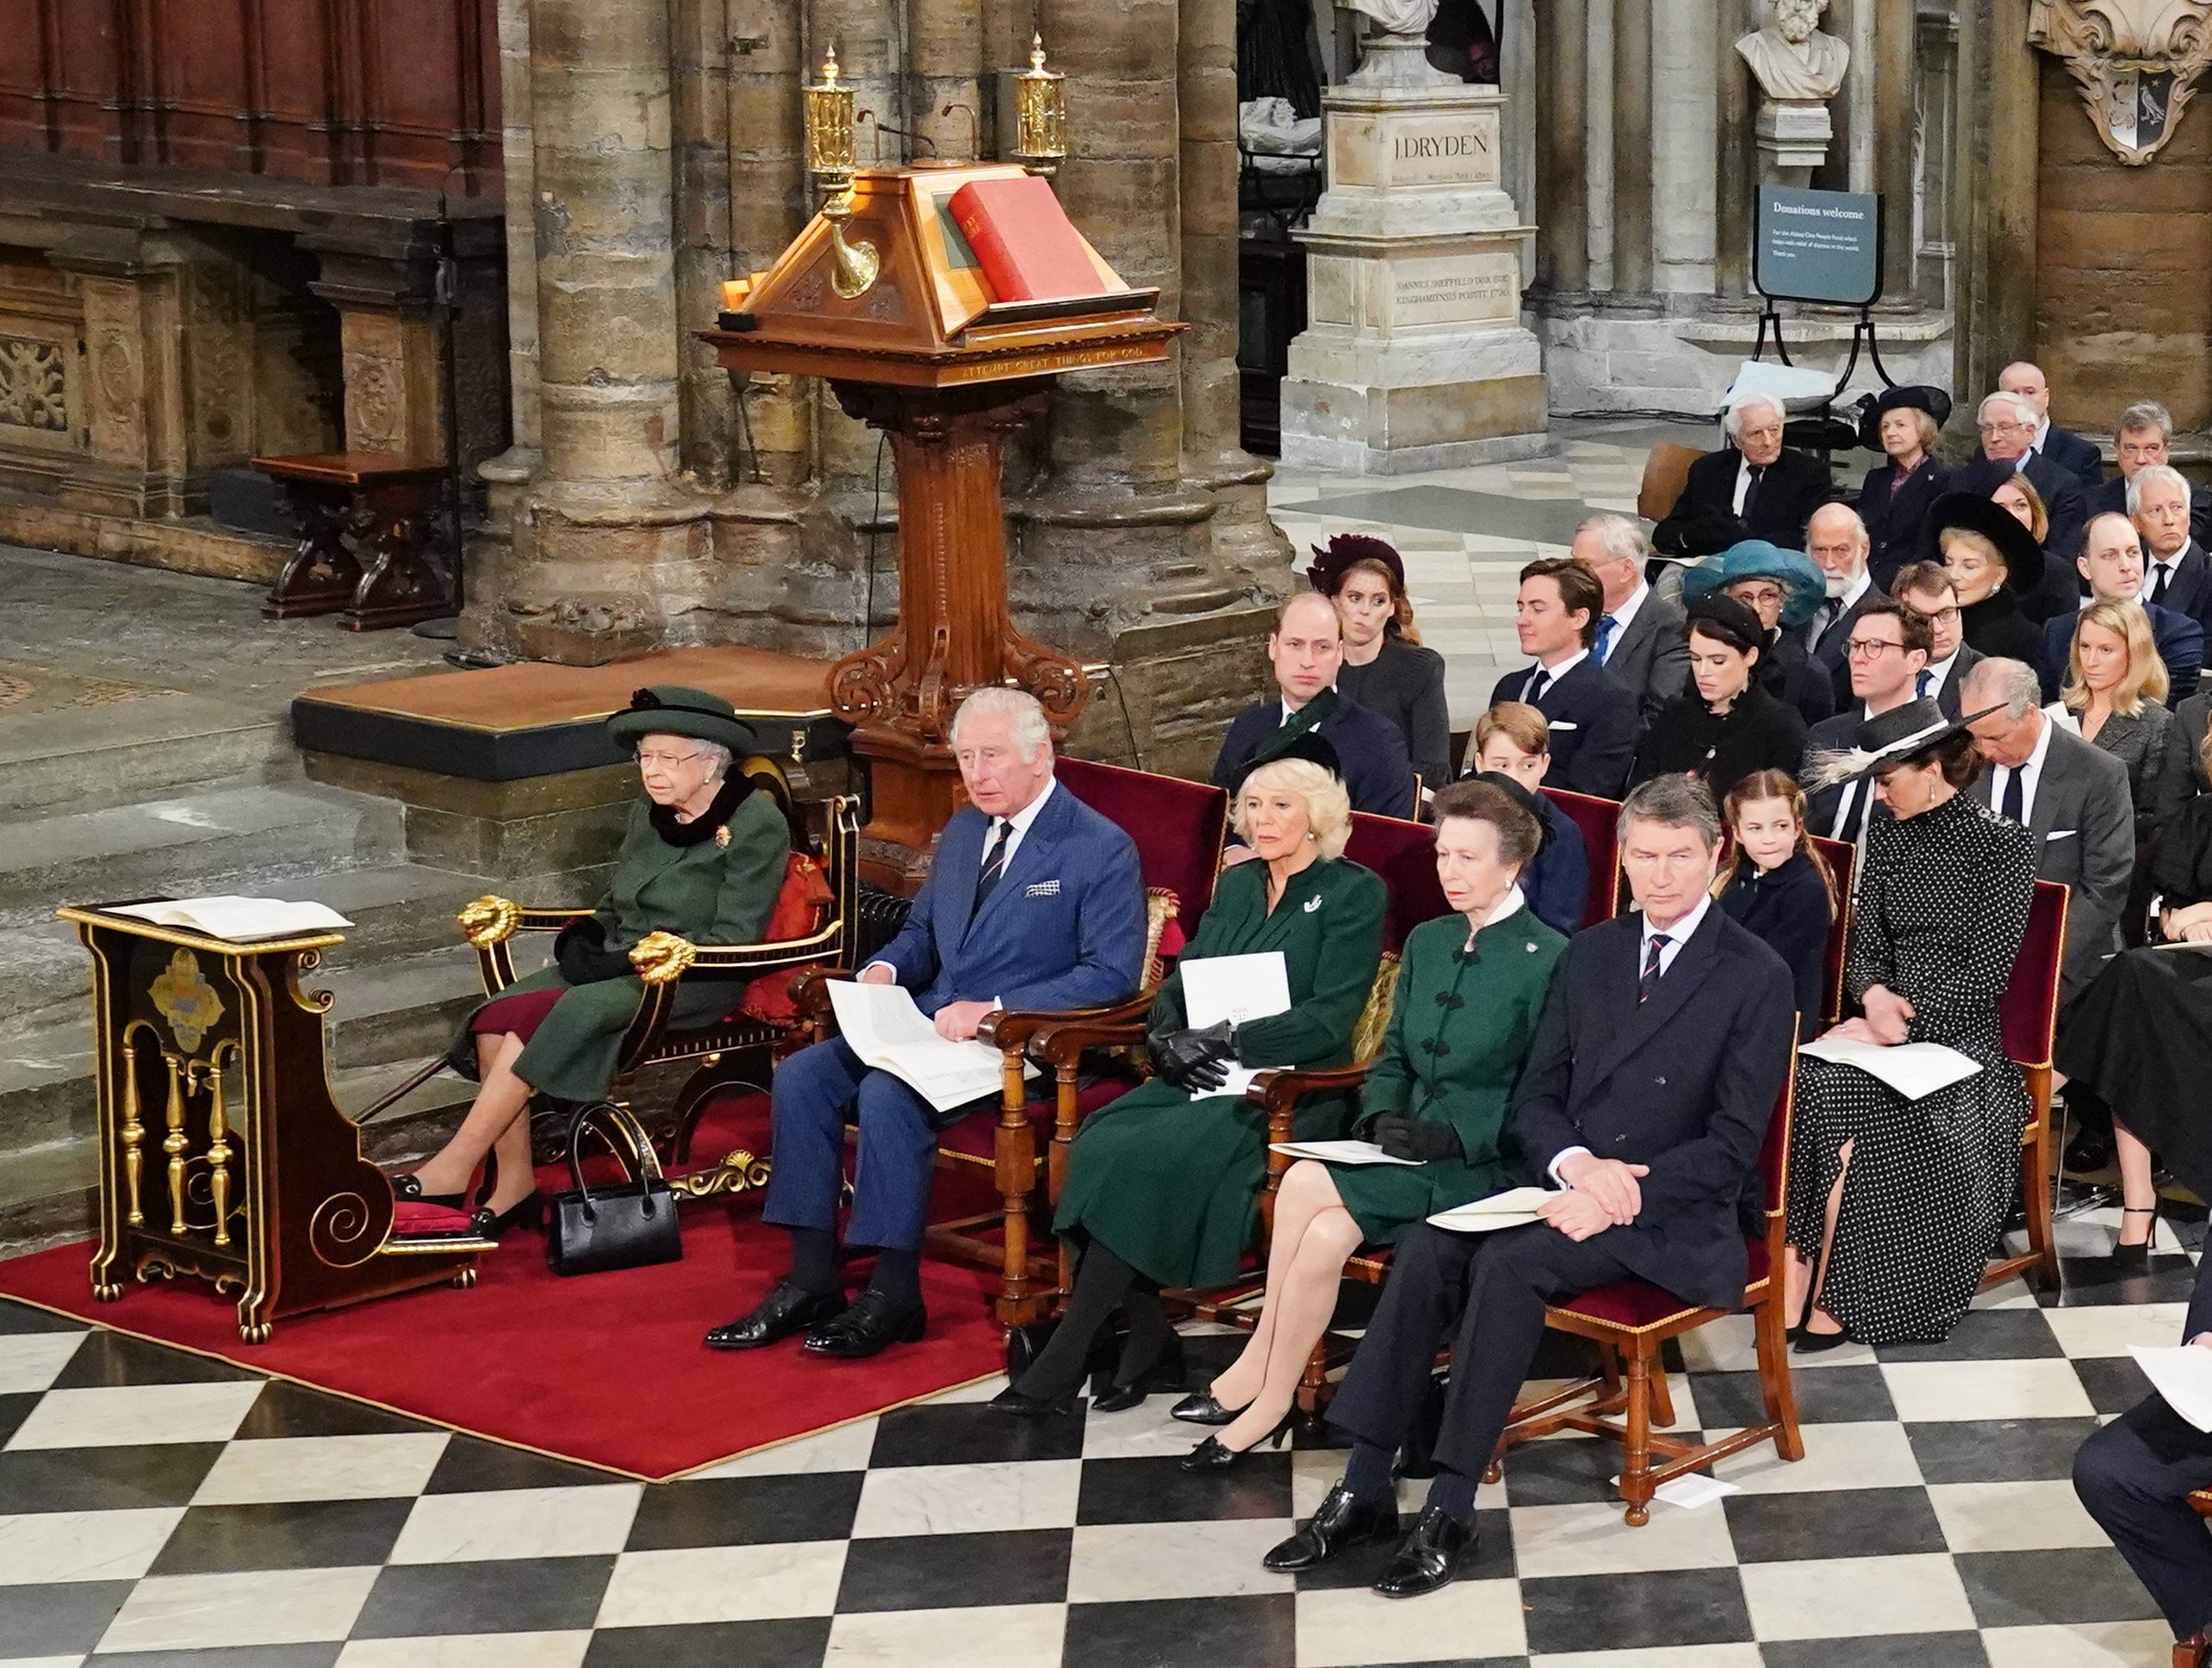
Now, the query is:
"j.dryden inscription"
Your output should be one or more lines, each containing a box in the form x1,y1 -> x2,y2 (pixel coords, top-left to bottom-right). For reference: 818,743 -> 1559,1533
1333,110 -> 1502,188
1390,257 -> 1519,326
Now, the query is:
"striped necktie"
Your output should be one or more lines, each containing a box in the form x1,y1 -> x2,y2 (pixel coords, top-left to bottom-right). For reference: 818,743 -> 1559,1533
970,819 -> 1011,921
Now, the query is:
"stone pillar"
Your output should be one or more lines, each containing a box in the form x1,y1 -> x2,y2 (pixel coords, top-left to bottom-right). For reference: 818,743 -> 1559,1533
1949,0 -> 2039,420
1610,0 -> 1654,296
1715,0 -> 1755,302
1869,0 -> 1918,305
470,0 -> 540,632
491,0 -> 711,664
1534,0 -> 1589,300
1278,38 -> 1547,474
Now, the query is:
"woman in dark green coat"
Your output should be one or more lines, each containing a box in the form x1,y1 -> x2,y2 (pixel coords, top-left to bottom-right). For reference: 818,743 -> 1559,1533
395,686 -> 789,1239
990,754 -> 1388,1417
1175,777 -> 1568,1469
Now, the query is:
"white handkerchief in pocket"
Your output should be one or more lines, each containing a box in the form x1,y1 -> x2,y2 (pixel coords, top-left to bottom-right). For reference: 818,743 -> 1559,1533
2046,828 -> 2077,841
1546,720 -> 1580,732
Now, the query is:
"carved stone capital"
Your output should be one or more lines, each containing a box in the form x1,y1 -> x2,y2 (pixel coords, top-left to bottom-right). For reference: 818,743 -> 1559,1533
2029,0 -> 2212,163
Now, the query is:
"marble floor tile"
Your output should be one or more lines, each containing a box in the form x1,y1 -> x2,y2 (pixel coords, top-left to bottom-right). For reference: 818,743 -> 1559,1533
593,1543 -> 848,1628
1532,1648 -> 1765,1668
0,1336 -> 84,1398
388,1486 -> 642,1566
5,1382 -> 266,1451
1926,1480 -> 2109,1553
683,1417 -> 879,1479
823,1603 -> 1065,1668
1979,1621 -> 2182,1667
335,1631 -> 593,1668
191,1435 -> 451,1505
1739,1552 -> 1980,1640
624,1473 -> 860,1553
1880,1361 -> 2097,1423
1064,1518 -> 1296,1603
0,1508 -> 182,1585
2036,1304 -> 2192,1358
1708,1418 -> 1925,1495
1508,1496 -> 1739,1578
850,1459 -> 1082,1539
95,1566 -> 380,1653
1296,1577 -> 1527,1665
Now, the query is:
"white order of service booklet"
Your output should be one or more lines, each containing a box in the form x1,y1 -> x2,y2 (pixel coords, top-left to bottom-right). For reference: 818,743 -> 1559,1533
1797,1035 -> 1982,1101
826,979 -> 1029,1114
106,896 -> 354,942
1176,950 -> 1292,1101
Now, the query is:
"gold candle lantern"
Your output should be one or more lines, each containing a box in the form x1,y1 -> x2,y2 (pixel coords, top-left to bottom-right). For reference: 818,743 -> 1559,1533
1012,34 -> 1067,177
803,47 -> 879,300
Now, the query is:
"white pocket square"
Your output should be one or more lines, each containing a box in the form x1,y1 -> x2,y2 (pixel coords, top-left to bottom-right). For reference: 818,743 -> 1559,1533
2046,829 -> 2077,841
1546,721 -> 1580,731
1024,879 -> 1062,897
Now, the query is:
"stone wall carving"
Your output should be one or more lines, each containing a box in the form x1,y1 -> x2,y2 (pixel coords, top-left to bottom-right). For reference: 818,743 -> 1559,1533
0,338 -> 66,434
2029,0 -> 2212,163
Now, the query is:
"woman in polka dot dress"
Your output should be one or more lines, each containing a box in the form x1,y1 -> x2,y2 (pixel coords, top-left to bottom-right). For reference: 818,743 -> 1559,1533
1787,699 -> 2037,1348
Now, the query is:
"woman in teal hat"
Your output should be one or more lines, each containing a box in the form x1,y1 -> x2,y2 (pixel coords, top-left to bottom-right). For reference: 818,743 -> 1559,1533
394,685 -> 790,1239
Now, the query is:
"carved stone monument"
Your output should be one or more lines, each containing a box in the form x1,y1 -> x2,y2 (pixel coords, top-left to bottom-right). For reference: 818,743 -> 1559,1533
1737,0 -> 1851,185
1277,9 -> 1547,474
2030,0 -> 2212,164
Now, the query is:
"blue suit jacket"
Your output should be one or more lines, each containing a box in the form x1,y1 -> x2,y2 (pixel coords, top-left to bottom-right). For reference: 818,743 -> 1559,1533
1488,658 -> 1640,799
873,783 -> 1146,1017
1525,797 -> 1591,936
1212,698 -> 1417,818
1507,906 -> 1797,1311
2039,605 -> 2204,704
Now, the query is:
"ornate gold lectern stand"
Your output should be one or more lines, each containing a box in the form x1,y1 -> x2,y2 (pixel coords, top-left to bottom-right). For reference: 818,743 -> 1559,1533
61,907 -> 486,1342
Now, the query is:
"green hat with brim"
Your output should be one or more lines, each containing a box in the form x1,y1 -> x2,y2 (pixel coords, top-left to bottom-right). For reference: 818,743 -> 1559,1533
1681,540 -> 1829,630
606,685 -> 761,756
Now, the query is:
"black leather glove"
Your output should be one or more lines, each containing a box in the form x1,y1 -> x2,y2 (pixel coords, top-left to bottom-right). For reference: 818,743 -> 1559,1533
1147,1021 -> 1238,1093
554,917 -> 633,985
1373,1114 -> 1463,1163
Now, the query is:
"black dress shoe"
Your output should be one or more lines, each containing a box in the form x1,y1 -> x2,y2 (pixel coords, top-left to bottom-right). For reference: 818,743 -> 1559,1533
985,1386 -> 1075,1418
1374,1504 -> 1476,1599
804,1288 -> 927,1360
1091,1334 -> 1185,1413
392,1173 -> 465,1210
705,1281 -> 847,1351
1169,1390 -> 1244,1426
1262,1481 -> 1401,1572
1179,1413 -> 1291,1473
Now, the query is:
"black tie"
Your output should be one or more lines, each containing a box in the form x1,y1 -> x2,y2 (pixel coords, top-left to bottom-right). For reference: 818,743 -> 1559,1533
1639,933 -> 1669,1004
1998,768 -> 2025,825
971,818 -> 1011,921
1810,598 -> 1837,648
1525,667 -> 1552,704
1741,465 -> 1764,521
2150,563 -> 2171,606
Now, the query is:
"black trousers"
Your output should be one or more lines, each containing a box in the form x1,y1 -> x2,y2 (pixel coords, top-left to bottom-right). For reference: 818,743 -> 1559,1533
2072,1393 -> 2212,1639
1328,1220 -> 1637,1483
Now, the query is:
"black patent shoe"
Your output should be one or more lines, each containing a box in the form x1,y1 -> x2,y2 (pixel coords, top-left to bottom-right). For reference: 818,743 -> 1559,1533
705,1281 -> 848,1351
1374,1504 -> 1476,1599
804,1288 -> 927,1360
1091,1333 -> 1186,1413
1179,1413 -> 1292,1473
985,1386 -> 1076,1418
469,1192 -> 544,1241
1169,1390 -> 1245,1426
392,1172 -> 466,1211
1262,1480 -> 1401,1572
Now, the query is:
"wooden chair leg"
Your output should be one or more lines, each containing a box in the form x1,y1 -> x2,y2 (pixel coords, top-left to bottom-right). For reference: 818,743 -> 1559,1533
2174,1633 -> 2208,1668
1619,1347 -> 1656,1527
1755,1288 -> 1805,1461
1649,1360 -> 1678,1429
2024,1120 -> 2059,1291
991,1061 -> 1039,1330
1296,1333 -> 1331,1421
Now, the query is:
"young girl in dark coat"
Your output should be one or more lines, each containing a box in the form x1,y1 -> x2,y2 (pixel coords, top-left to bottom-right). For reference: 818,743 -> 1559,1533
1716,770 -> 1838,1040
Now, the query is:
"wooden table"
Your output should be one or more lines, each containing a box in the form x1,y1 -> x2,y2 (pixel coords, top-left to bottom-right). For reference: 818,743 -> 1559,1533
253,450 -> 453,631
60,906 -> 485,1341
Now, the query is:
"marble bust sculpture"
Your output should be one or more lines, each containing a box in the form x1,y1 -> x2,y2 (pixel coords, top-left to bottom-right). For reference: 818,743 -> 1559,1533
1342,0 -> 1440,37
1736,0 -> 1851,102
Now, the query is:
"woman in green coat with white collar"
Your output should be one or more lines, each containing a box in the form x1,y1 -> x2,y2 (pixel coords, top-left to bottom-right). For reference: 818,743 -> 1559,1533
394,686 -> 790,1240
990,754 -> 1389,1417
1175,777 -> 1567,1469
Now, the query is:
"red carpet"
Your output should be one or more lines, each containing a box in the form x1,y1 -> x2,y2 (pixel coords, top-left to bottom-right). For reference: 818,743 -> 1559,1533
0,1101 -> 1009,1482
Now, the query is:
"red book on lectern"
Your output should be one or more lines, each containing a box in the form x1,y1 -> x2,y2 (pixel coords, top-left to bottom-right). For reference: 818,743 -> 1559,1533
947,176 -> 1108,303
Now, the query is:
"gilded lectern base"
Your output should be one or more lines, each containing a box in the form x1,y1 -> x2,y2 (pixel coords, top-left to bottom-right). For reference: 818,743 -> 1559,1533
60,906 -> 488,1342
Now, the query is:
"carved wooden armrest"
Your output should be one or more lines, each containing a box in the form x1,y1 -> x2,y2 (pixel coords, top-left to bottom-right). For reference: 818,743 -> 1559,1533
1027,995 -> 1156,1068
1242,1063 -> 1373,1127
792,968 -> 853,1032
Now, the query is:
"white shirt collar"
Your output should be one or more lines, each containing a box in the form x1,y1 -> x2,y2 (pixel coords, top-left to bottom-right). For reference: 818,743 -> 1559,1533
1532,647 -> 1589,682
1605,582 -> 1650,642
1838,567 -> 1872,611
1466,885 -> 1527,944
2140,549 -> 2189,600
2023,710 -> 2054,777
1639,891 -> 1712,966
989,777 -> 1055,863
1923,648 -> 1959,691
2032,415 -> 2051,451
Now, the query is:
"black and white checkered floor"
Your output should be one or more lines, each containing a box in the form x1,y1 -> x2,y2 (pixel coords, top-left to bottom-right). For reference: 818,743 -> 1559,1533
0,1208 -> 2200,1668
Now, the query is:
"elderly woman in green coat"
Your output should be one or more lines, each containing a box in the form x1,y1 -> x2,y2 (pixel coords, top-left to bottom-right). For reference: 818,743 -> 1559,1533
988,753 -> 1389,1417
394,686 -> 790,1239
1173,776 -> 1568,1469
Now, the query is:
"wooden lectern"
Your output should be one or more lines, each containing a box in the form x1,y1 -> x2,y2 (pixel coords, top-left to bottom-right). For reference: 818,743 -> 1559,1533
700,162 -> 1181,889
59,907 -> 485,1342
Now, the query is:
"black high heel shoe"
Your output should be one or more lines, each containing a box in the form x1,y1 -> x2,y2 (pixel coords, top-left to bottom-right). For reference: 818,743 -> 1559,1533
468,1191 -> 546,1241
2109,1205 -> 2159,1272
1092,1333 -> 1186,1413
1179,1411 -> 1293,1473
391,1173 -> 465,1211
1793,1311 -> 1850,1355
1169,1387 -> 1247,1426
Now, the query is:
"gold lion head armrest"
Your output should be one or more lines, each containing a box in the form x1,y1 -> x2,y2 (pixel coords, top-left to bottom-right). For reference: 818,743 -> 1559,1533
457,896 -> 521,948
628,931 -> 699,986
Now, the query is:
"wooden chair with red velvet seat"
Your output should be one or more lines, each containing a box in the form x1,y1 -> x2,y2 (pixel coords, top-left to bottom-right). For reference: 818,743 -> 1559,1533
1541,785 -> 1623,927
1810,834 -> 1856,1025
914,759 -> 1230,1327
1981,878 -> 2070,1292
451,760 -> 861,1196
1487,1066 -> 1803,1526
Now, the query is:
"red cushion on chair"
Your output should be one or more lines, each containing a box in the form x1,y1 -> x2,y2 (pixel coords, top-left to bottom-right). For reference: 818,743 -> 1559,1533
1344,812 -> 1451,954
392,1201 -> 475,1235
1057,758 -> 1229,943
736,854 -> 838,1027
1999,879 -> 2066,1067
1554,1240 -> 1768,1330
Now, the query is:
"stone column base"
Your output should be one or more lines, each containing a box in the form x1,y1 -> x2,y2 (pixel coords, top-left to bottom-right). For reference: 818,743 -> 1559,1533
1279,372 -> 1550,474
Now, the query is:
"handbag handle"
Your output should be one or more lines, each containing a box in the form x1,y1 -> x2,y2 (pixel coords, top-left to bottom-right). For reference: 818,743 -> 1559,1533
563,1101 -> 665,1216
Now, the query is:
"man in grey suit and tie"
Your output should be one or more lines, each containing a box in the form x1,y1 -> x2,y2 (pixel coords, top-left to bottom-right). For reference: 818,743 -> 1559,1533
1570,512 -> 1688,721
1960,658 -> 2134,1005
1801,503 -> 1884,708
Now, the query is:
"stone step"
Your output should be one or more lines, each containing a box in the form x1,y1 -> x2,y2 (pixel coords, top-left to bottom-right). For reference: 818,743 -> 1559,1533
0,691 -> 295,821
0,780 -> 407,928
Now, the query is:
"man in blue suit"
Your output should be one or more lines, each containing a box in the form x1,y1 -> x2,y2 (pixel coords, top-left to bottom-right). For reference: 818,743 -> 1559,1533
709,688 -> 1146,1361
1482,556 -> 1641,798
2038,512 -> 2203,703
1270,775 -> 1795,1598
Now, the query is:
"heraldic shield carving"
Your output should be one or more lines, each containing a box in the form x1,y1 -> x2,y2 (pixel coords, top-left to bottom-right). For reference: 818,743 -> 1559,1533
2029,0 -> 2212,164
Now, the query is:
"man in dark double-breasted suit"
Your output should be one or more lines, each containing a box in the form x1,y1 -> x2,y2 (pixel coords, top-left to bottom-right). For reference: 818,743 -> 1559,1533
1268,775 -> 1796,1600
710,688 -> 1146,1362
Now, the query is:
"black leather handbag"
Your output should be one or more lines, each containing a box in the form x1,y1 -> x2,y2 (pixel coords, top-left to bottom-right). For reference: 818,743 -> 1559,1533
545,1103 -> 683,1277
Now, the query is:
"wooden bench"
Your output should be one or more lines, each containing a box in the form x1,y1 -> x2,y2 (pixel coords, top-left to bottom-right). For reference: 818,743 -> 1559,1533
253,450 -> 452,630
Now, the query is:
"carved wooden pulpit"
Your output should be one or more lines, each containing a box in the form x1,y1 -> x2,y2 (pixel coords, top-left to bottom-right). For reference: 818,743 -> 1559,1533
700,162 -> 1181,888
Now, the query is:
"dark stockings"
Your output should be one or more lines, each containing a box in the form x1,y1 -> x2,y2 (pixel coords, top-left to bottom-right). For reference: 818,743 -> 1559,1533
1012,1243 -> 1172,1399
